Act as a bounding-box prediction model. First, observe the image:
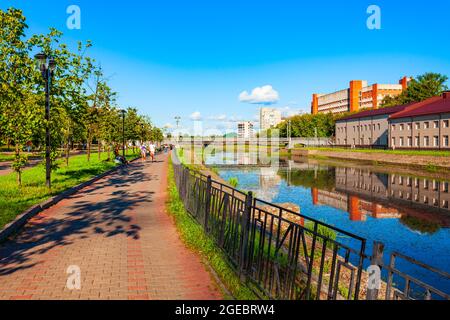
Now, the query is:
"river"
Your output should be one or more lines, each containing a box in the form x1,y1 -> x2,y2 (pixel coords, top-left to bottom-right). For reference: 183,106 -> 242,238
205,151 -> 450,297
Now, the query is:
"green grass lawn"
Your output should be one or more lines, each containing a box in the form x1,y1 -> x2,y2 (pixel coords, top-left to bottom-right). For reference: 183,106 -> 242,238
0,150 -> 139,230
0,153 -> 25,162
304,147 -> 450,157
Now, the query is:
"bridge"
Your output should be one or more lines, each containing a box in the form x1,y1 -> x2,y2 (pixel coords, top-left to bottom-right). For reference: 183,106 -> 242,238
163,137 -> 333,148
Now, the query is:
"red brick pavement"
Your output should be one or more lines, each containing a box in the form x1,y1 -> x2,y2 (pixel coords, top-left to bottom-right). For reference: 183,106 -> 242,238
0,153 -> 222,300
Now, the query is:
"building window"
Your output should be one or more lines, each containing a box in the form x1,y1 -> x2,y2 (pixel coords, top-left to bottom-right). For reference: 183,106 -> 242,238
407,123 -> 412,131
433,180 -> 439,191
399,137 -> 404,147
414,178 -> 419,188
392,137 -> 396,147
433,198 -> 439,207
378,123 -> 381,130
434,121 -> 439,129
443,182 -> 449,193
443,200 -> 449,209
434,136 -> 439,147
443,136 -> 449,147
400,124 -> 404,131
392,124 -> 396,131
443,120 -> 449,128
424,136 -> 430,147
415,123 -> 420,130
424,122 -> 430,129
424,179 -> 429,189
407,136 -> 412,147
415,136 -> 420,147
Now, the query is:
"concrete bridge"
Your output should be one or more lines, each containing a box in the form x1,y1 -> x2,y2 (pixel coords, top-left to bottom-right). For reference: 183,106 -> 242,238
163,137 -> 333,148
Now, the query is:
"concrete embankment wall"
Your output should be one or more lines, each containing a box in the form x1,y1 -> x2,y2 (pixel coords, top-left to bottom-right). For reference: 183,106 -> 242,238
292,149 -> 450,169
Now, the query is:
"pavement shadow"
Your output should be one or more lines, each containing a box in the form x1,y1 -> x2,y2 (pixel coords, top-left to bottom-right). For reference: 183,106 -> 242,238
0,160 -> 157,276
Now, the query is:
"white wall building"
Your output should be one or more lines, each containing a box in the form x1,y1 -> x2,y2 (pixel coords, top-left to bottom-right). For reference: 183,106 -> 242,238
260,108 -> 282,131
237,121 -> 254,139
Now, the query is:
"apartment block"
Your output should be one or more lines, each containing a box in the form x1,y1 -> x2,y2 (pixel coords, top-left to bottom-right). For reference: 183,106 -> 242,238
260,108 -> 282,131
237,121 -> 254,139
311,76 -> 410,115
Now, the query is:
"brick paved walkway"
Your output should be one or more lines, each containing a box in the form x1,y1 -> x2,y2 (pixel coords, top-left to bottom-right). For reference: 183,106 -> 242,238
0,153 -> 222,300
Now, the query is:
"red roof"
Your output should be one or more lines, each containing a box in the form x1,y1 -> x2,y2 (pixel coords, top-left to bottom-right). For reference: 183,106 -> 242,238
389,94 -> 450,119
337,103 -> 412,121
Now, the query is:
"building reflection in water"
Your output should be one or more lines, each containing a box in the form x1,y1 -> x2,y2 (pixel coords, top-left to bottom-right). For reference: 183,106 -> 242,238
308,166 -> 450,232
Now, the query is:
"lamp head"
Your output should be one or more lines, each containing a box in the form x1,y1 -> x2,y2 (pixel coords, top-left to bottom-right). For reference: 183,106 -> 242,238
48,57 -> 56,72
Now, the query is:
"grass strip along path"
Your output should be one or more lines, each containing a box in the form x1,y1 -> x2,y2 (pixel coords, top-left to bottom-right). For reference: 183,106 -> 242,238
167,156 -> 258,300
0,150 -> 138,230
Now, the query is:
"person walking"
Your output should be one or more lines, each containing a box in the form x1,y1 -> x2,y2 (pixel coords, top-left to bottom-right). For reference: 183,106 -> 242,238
149,142 -> 156,163
140,144 -> 147,162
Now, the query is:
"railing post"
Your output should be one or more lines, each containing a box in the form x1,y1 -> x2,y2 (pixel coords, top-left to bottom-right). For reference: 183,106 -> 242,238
239,191 -> 253,281
366,241 -> 384,300
204,175 -> 212,232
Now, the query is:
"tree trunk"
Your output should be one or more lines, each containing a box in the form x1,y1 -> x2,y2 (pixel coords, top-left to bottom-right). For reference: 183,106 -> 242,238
87,128 -> 92,162
17,170 -> 22,186
65,138 -> 70,166
98,141 -> 101,161
15,146 -> 21,187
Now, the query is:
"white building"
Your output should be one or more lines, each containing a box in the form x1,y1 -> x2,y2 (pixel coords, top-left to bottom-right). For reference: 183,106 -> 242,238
237,121 -> 254,139
260,108 -> 282,131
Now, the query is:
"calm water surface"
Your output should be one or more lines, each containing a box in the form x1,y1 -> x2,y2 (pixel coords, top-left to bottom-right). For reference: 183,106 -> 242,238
206,152 -> 450,295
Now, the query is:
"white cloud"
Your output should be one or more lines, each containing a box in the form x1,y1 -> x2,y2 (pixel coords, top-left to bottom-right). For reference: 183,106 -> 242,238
189,111 -> 202,121
164,123 -> 174,129
239,85 -> 280,105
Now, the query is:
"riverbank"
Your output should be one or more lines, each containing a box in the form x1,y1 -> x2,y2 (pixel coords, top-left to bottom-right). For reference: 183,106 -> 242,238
294,148 -> 450,172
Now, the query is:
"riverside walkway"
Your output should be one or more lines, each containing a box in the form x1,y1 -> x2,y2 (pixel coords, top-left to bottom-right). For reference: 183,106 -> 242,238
0,153 -> 222,300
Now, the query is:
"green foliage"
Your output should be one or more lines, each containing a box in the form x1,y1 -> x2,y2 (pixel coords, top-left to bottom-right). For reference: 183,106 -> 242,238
305,221 -> 338,248
400,215 -> 440,235
381,72 -> 448,107
278,168 -> 336,190
11,154 -> 28,173
276,113 -> 337,138
0,7 -> 164,184
228,177 -> 239,188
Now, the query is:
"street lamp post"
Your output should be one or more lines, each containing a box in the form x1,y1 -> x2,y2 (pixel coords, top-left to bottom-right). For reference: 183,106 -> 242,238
120,109 -> 126,158
35,53 -> 56,189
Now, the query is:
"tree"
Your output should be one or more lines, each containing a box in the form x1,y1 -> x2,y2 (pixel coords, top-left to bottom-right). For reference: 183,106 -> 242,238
0,8 -> 40,185
381,72 -> 448,107
276,113 -> 336,138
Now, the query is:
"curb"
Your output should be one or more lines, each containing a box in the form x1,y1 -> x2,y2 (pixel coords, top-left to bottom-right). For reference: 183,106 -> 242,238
0,157 -> 140,244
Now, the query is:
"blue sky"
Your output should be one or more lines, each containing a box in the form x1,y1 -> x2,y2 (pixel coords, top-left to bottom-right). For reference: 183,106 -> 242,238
2,0 -> 450,133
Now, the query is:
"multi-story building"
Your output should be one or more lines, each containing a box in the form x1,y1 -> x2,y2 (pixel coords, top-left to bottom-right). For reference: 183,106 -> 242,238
335,92 -> 450,149
311,76 -> 410,115
335,104 -> 409,147
312,167 -> 450,224
237,121 -> 254,139
260,108 -> 282,131
389,92 -> 450,149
